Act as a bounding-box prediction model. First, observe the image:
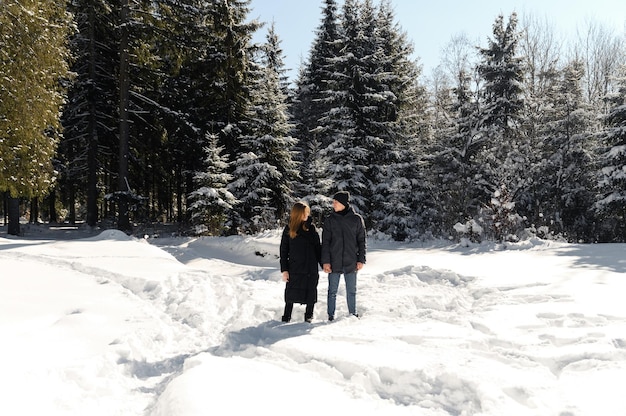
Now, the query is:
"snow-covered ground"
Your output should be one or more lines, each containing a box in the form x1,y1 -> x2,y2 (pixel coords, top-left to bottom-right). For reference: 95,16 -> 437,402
1,224 -> 626,415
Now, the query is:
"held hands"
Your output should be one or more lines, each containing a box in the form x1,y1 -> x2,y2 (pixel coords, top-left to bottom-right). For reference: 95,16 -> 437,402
323,263 -> 364,273
282,271 -> 289,282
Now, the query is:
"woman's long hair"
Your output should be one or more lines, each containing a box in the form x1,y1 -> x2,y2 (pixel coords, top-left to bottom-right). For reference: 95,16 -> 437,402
289,201 -> 310,239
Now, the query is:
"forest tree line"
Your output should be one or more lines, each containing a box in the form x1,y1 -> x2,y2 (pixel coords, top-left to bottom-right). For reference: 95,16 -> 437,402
1,0 -> 625,242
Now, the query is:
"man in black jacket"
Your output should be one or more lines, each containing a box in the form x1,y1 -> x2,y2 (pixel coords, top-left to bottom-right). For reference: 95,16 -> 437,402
321,191 -> 366,321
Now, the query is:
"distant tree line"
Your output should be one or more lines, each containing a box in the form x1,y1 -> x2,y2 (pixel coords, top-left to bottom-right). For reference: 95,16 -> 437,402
1,0 -> 625,242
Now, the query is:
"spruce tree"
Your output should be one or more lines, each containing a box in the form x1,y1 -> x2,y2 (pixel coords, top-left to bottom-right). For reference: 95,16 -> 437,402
478,14 -> 525,132
291,0 -> 343,213
156,0 -> 218,225
534,61 -> 596,240
62,0 -> 119,226
231,23 -> 298,232
430,67 -> 482,236
189,134 -> 236,235
369,0 -> 426,239
595,64 -> 626,241
166,0 -> 259,231
263,22 -> 292,98
314,0 -> 369,214
206,0 -> 260,160
228,151 -> 280,233
475,13 -> 526,241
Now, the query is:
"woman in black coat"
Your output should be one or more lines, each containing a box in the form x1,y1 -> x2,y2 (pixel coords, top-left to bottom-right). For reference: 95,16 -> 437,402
279,201 -> 321,323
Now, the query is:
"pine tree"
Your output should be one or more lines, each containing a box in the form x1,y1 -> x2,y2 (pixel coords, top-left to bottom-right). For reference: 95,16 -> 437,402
0,0 -> 74,235
228,152 -> 280,233
206,0 -> 260,160
61,0 -> 119,226
430,67 -> 482,236
162,0 -> 259,231
189,134 -> 236,235
294,0 -> 424,234
291,0 -> 343,213
116,0 -> 190,231
595,64 -> 626,241
534,60 -> 596,240
478,13 -> 525,132
369,0 -> 426,239
156,0 -> 218,225
515,15 -> 562,234
263,22 -> 291,98
320,0 -> 375,214
232,23 -> 298,232
475,13 -> 526,241
316,0 -> 385,216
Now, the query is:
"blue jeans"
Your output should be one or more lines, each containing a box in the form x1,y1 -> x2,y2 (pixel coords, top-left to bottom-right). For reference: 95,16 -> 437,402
327,271 -> 357,317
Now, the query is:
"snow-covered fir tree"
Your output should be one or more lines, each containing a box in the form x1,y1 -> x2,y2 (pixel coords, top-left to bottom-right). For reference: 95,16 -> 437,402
61,0 -> 119,226
532,60 -> 597,240
292,0 -> 424,235
595,64 -> 626,241
152,0 -> 234,225
291,0 -> 343,214
478,13 -> 525,132
369,0 -> 427,240
177,0 -> 260,232
233,24 -> 299,228
262,22 -> 292,99
177,0 -> 260,163
228,152 -> 281,234
316,0 -> 371,214
515,14 -> 562,228
189,134 -> 237,236
429,66 -> 482,236
475,13 -> 527,241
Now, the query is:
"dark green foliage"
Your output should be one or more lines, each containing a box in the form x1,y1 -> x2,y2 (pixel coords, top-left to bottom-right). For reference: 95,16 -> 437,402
9,1 -> 625,243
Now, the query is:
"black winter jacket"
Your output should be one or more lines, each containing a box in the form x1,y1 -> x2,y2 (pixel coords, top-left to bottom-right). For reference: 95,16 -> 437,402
279,218 -> 321,304
321,207 -> 366,273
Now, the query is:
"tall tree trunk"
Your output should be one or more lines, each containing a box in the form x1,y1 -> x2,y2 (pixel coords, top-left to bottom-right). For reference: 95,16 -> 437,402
30,198 -> 39,224
48,190 -> 58,224
69,181 -> 76,225
8,197 -> 20,236
86,3 -> 99,228
176,166 -> 183,224
117,0 -> 131,233
3,193 -> 7,226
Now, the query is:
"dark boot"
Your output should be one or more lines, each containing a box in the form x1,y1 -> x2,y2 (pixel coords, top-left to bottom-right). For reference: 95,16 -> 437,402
282,302 -> 293,322
304,304 -> 314,323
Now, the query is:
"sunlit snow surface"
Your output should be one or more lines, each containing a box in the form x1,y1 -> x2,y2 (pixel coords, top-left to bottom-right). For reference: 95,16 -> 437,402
2,225 -> 625,415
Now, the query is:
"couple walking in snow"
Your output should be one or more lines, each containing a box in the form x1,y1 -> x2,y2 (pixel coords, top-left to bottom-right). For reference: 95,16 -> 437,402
279,191 -> 367,323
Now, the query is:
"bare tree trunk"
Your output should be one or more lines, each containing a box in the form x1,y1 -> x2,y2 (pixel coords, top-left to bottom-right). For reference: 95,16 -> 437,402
69,181 -> 76,225
8,197 -> 20,236
117,0 -> 131,233
48,190 -> 58,224
86,3 -> 99,228
30,198 -> 39,224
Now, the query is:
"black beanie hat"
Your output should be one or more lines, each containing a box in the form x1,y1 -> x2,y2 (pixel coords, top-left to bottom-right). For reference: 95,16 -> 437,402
333,191 -> 350,207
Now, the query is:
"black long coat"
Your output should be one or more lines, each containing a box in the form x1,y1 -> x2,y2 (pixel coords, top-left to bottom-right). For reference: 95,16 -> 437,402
279,218 -> 321,305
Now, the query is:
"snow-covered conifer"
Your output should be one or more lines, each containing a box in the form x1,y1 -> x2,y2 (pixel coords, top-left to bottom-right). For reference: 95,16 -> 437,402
595,64 -> 626,241
189,135 -> 237,236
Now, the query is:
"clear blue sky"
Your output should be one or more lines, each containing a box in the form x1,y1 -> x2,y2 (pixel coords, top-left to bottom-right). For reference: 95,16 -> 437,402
249,0 -> 626,82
